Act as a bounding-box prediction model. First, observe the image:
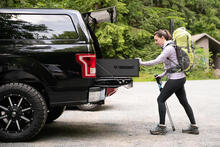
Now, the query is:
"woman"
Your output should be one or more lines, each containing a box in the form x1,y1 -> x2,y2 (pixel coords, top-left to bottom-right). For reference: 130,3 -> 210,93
138,29 -> 199,135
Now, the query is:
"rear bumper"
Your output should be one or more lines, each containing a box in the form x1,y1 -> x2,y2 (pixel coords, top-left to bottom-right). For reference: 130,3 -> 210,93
94,78 -> 133,88
88,78 -> 132,103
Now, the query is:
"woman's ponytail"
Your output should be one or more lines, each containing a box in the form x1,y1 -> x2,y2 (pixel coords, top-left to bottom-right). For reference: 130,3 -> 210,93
163,29 -> 172,40
154,29 -> 172,40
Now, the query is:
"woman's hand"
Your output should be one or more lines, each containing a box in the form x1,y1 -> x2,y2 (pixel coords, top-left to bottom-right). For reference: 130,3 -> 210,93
155,74 -> 161,79
156,71 -> 167,79
136,58 -> 142,64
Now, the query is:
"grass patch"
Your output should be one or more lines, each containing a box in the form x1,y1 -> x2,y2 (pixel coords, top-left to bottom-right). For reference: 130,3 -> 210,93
133,69 -> 217,82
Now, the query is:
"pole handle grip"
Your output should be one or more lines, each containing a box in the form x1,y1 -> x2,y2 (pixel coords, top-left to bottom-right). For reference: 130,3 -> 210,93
154,74 -> 161,84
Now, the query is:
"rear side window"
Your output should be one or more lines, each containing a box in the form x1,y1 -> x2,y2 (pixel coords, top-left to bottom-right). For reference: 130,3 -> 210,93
0,14 -> 78,40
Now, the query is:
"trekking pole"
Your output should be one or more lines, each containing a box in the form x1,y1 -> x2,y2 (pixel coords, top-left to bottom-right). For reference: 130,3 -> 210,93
154,75 -> 176,131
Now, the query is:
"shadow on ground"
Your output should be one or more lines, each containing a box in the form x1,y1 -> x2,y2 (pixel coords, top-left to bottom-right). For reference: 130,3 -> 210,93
34,121 -> 124,142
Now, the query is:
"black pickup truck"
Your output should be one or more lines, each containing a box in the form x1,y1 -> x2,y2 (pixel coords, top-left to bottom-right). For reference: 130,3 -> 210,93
0,7 -> 139,142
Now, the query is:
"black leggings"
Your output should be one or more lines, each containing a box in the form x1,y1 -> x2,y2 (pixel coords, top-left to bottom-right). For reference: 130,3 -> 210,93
157,78 -> 196,125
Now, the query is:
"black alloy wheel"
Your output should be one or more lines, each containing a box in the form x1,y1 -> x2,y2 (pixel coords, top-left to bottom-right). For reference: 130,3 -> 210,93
0,93 -> 33,133
0,83 -> 47,142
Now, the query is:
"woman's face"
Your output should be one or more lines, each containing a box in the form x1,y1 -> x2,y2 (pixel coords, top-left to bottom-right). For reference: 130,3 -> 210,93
154,35 -> 166,47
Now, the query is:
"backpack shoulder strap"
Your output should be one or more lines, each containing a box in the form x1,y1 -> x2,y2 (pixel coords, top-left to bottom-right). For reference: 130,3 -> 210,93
164,42 -> 175,48
165,42 -> 183,73
165,41 -> 178,62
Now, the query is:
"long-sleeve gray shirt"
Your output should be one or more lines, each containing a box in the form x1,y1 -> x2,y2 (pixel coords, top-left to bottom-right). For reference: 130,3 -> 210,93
140,40 -> 185,79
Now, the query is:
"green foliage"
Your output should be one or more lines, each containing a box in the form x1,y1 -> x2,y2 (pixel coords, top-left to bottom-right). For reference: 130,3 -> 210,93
52,31 -> 78,39
186,46 -> 214,79
139,7 -> 187,33
187,69 -> 217,80
193,47 -> 208,70
96,23 -> 152,59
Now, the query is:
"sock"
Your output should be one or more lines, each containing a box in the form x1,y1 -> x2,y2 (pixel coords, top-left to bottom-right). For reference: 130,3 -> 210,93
159,124 -> 166,127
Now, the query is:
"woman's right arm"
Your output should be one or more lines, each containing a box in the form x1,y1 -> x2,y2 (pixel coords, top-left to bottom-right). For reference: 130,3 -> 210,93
139,48 -> 171,66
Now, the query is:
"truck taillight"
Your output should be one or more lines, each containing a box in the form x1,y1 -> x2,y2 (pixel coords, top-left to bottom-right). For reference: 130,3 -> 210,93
76,54 -> 96,78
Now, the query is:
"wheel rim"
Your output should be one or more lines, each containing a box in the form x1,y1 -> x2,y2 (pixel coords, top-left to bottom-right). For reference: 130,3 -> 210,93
0,94 -> 34,133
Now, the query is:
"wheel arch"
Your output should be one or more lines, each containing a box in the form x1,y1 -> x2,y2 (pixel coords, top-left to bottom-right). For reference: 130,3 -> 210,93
0,71 -> 50,107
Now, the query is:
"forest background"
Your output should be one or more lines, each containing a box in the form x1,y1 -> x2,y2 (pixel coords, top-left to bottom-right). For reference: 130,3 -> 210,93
1,0 -> 220,81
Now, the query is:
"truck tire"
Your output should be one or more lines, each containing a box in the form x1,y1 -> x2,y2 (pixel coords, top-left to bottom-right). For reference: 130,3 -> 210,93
0,83 -> 47,142
46,106 -> 66,123
76,103 -> 101,111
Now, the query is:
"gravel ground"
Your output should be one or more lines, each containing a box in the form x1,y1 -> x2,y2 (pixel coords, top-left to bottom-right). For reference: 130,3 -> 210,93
1,80 -> 220,147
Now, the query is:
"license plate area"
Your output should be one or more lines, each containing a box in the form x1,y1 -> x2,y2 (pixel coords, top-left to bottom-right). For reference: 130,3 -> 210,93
88,87 -> 105,103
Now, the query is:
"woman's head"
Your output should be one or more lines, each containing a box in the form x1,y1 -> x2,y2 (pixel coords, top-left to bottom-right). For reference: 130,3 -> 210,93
154,29 -> 172,47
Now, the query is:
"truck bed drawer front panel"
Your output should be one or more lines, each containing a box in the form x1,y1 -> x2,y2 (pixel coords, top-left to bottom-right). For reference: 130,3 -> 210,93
96,59 -> 139,77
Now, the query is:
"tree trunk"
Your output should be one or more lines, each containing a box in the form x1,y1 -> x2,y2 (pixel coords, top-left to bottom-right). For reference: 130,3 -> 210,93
5,0 -> 9,7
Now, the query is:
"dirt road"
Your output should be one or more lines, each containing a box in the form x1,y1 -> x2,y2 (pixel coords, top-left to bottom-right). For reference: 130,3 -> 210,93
1,80 -> 220,147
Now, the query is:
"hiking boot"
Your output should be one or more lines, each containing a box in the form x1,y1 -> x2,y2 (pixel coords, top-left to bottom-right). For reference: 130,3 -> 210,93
150,124 -> 167,135
182,125 -> 199,135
